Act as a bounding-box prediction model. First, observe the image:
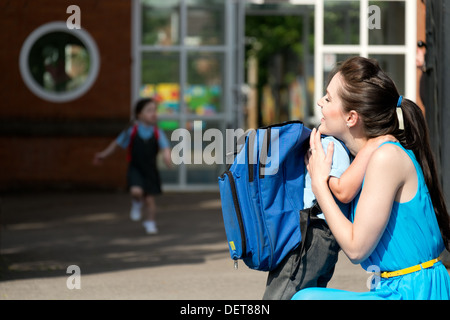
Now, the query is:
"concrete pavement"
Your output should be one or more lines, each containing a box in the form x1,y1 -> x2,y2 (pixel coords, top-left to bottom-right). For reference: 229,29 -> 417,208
0,191 -> 424,300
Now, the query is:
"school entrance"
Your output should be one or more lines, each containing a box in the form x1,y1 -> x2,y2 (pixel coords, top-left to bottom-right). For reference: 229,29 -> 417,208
132,0 -> 417,191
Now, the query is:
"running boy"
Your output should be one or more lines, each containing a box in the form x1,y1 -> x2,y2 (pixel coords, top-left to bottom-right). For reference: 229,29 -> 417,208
94,98 -> 172,234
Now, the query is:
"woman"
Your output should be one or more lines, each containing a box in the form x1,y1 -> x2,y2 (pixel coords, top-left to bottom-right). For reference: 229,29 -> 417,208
293,56 -> 450,299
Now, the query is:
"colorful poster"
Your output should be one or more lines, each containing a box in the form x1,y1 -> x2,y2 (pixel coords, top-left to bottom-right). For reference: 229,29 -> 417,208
140,83 -> 221,130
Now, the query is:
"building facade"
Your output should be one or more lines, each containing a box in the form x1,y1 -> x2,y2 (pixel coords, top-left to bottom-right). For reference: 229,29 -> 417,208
0,0 -> 423,192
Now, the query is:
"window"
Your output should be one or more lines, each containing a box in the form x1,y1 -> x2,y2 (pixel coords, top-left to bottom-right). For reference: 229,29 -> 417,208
134,0 -> 236,190
324,1 -> 360,45
19,21 -> 100,103
314,0 -> 416,125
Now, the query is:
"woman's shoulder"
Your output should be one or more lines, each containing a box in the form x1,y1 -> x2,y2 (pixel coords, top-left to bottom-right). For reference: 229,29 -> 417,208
372,142 -> 406,158
370,142 -> 405,163
369,143 -> 419,203
368,142 -> 414,178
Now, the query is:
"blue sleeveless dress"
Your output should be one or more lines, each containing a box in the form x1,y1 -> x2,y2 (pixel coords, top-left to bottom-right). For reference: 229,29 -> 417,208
292,142 -> 450,300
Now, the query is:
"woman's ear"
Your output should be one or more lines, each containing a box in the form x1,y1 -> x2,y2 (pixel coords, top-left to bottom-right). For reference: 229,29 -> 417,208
346,110 -> 358,128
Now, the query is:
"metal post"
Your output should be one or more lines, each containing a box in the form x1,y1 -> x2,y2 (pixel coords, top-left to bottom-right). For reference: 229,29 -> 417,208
424,0 -> 450,265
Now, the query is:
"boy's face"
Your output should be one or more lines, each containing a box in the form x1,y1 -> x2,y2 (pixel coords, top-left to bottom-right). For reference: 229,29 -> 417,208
317,73 -> 348,137
138,102 -> 157,125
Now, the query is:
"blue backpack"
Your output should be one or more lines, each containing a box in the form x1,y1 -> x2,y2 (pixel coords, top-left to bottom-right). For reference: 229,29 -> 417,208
218,121 -> 311,271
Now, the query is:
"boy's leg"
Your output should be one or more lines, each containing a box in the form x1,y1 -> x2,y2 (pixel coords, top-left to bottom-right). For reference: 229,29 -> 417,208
292,218 -> 340,290
262,218 -> 339,300
143,195 -> 156,221
129,186 -> 144,221
142,195 -> 158,234
263,245 -> 303,300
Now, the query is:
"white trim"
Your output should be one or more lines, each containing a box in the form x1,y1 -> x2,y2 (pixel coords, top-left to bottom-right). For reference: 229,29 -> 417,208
360,0 -> 369,58
313,0 -> 324,125
367,46 -> 409,54
322,45 -> 409,55
404,0 -> 417,100
321,45 -> 361,54
289,0 -> 316,4
19,21 -> 100,103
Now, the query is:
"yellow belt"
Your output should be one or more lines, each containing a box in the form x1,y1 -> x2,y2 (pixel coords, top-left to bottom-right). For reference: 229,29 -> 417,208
380,257 -> 441,279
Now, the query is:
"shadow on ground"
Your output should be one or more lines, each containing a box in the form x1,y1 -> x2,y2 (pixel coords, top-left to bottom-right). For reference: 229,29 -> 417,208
0,192 -> 228,281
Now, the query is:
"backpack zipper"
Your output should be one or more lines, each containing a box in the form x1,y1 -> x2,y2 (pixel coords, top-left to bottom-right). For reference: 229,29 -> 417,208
247,139 -> 254,182
246,130 -> 256,182
259,127 -> 271,179
224,171 -> 247,257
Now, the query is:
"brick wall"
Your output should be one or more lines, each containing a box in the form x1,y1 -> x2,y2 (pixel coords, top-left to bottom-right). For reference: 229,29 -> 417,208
0,0 -> 132,192
0,137 -> 128,191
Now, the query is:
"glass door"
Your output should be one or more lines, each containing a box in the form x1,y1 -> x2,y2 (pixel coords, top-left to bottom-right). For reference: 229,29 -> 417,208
133,0 -> 244,191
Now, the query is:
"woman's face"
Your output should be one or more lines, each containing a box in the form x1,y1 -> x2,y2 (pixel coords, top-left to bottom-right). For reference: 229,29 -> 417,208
317,72 -> 349,137
138,102 -> 157,125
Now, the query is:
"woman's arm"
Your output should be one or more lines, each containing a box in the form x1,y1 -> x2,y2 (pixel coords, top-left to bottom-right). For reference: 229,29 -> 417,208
308,129 -> 404,263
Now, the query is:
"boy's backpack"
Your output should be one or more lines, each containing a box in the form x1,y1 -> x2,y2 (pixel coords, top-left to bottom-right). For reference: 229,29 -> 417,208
127,124 -> 160,162
218,121 -> 311,271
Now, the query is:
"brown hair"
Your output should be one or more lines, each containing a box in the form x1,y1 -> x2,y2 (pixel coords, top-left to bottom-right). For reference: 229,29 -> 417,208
336,56 -> 450,251
134,97 -> 156,119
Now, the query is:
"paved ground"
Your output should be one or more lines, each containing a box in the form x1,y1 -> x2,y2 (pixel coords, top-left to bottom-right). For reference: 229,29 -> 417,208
0,191 -> 447,300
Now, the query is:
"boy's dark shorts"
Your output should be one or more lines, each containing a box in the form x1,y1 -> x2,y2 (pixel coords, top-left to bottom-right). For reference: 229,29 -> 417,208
127,165 -> 162,195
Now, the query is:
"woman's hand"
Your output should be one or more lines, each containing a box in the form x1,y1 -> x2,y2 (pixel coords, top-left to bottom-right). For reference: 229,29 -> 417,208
306,128 -> 335,194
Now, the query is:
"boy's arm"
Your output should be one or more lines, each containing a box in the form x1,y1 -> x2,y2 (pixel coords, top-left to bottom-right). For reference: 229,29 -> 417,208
93,140 -> 119,165
328,148 -> 372,203
329,136 -> 396,203
157,129 -> 172,168
162,148 -> 172,168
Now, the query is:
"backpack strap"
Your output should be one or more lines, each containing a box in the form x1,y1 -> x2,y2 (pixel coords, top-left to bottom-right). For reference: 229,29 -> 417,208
290,201 -> 322,278
153,125 -> 159,141
298,201 -> 321,256
127,124 -> 139,162
153,125 -> 160,153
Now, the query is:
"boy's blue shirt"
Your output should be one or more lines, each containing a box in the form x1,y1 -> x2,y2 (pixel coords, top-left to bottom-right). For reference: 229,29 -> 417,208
303,136 -> 352,219
116,122 -> 170,150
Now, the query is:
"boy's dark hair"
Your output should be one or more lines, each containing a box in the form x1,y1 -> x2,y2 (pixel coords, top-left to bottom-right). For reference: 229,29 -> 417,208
134,97 -> 156,119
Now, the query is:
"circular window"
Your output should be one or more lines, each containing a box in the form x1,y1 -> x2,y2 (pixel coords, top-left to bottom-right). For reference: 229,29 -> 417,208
19,21 -> 100,103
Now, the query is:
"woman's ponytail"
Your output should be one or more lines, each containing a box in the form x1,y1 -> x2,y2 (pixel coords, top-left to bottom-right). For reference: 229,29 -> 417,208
399,98 -> 450,251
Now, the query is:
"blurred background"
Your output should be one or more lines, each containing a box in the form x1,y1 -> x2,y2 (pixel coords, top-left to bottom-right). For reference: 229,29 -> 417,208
1,0 -> 440,193
1,0 -> 449,284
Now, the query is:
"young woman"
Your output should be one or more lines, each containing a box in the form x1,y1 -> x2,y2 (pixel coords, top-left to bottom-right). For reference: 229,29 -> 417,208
293,56 -> 450,300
